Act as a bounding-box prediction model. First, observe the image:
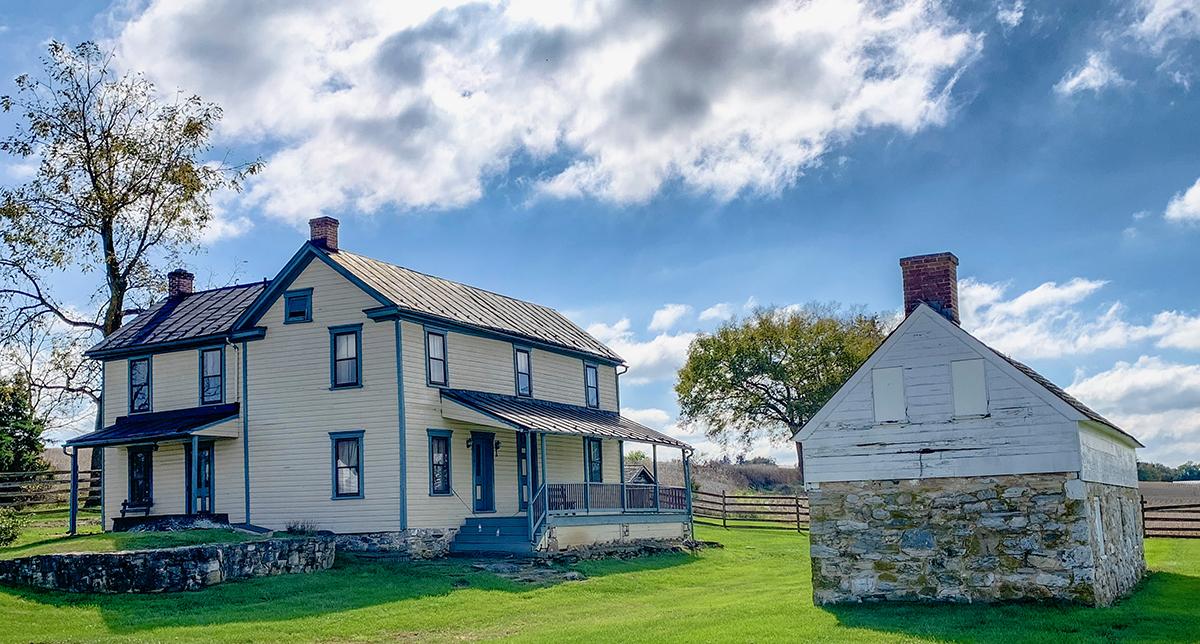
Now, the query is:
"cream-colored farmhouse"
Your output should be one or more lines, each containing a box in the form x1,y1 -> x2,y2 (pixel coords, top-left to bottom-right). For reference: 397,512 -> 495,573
795,252 -> 1145,606
66,218 -> 693,554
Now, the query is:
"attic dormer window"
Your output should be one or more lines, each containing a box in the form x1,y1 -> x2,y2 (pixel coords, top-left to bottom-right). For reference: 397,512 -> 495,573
284,289 -> 312,324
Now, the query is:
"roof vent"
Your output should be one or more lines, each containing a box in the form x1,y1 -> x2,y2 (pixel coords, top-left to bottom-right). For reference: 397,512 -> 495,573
309,216 -> 339,252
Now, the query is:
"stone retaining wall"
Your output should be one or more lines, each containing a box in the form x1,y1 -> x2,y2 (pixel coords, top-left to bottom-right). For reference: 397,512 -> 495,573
808,472 -> 1144,606
0,536 -> 334,593
333,528 -> 457,558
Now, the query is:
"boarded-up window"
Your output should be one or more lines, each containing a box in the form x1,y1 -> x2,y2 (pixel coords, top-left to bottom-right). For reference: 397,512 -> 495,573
872,367 -> 905,423
951,359 -> 987,417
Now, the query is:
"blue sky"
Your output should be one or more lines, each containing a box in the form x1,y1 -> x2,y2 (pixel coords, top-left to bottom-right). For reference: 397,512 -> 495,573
3,1 -> 1200,464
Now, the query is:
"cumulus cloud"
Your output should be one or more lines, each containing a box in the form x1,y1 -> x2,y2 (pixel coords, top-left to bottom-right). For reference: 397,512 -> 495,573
586,318 -> 695,384
1069,356 -> 1200,462
698,302 -> 735,322
113,0 -> 980,220
621,407 -> 672,430
648,303 -> 691,332
1054,51 -> 1130,96
1132,0 -> 1200,52
1164,176 -> 1200,223
996,0 -> 1025,30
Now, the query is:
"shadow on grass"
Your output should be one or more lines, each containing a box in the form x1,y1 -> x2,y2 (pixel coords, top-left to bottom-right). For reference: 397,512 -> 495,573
824,571 -> 1200,643
1,548 -> 699,635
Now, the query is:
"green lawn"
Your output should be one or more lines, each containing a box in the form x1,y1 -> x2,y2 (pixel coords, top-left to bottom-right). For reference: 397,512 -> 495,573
0,524 -> 1196,643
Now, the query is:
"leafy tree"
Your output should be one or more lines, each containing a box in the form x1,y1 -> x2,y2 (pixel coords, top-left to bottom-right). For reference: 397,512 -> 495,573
0,372 -> 47,472
675,305 -> 887,466
1139,461 -> 1200,482
0,41 -> 259,453
625,450 -> 648,463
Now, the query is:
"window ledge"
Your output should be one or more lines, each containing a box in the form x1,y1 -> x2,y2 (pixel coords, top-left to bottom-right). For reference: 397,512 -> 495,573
329,384 -> 364,391
428,492 -> 453,497
331,495 -> 364,501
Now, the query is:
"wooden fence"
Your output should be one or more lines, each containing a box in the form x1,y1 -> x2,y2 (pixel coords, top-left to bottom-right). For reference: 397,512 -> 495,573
692,490 -> 808,531
0,469 -> 100,508
1143,499 -> 1200,539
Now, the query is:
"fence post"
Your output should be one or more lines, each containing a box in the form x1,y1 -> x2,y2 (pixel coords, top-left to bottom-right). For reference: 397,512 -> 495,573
721,490 -> 727,529
795,493 -> 802,533
1140,495 -> 1146,539
68,449 -> 79,536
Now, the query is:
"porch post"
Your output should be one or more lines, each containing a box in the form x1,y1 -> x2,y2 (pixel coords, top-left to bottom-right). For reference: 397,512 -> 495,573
190,434 -> 199,515
68,447 -> 79,535
582,436 -> 590,513
538,432 -> 547,508
618,440 -> 625,513
525,431 -> 534,540
652,444 -> 659,512
683,449 -> 694,537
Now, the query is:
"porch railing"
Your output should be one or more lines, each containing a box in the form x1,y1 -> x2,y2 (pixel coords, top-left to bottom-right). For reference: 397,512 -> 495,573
546,482 -> 688,514
530,483 -> 548,536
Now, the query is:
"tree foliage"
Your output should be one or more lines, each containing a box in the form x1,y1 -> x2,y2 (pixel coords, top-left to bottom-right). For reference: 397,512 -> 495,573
0,372 -> 47,472
0,41 -> 259,437
675,305 -> 887,450
1138,461 -> 1200,482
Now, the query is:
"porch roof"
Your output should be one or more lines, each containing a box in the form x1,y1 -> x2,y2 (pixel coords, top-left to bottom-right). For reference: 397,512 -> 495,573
65,403 -> 240,448
440,389 -> 690,449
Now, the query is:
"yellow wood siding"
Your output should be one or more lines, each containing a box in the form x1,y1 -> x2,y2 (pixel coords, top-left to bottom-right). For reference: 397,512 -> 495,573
102,347 -> 235,424
245,259 -> 401,533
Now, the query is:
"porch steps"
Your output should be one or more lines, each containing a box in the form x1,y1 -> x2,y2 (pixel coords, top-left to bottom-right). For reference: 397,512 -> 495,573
450,516 -> 533,555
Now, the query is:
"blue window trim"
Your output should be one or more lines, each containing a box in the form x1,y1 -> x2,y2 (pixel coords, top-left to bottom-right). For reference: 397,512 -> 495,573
283,288 -> 313,324
584,437 -> 603,483
425,328 -> 449,387
427,429 -> 453,496
127,355 -> 152,414
197,345 -> 224,406
329,430 -> 365,500
584,362 -> 599,409
126,445 -> 154,506
513,346 -> 532,398
328,324 -> 363,389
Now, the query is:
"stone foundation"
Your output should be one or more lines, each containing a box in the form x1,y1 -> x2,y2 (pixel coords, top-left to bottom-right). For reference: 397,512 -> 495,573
808,473 -> 1144,606
333,528 -> 457,559
0,536 -> 334,593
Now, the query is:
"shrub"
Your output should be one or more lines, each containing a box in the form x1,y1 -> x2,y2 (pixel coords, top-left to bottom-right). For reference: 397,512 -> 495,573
0,507 -> 27,547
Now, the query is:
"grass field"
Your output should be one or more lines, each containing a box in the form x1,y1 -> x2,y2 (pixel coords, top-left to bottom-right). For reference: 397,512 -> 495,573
0,522 -> 1197,643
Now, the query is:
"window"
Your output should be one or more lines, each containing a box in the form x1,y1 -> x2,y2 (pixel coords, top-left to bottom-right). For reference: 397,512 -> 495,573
585,438 -> 603,482
129,357 -> 151,413
951,359 -> 987,417
514,348 -> 532,397
330,431 -> 364,499
127,447 -> 153,507
871,366 -> 905,423
200,348 -> 223,405
428,430 -> 452,496
329,325 -> 362,388
585,364 -> 599,408
284,289 -> 312,324
427,330 -> 447,386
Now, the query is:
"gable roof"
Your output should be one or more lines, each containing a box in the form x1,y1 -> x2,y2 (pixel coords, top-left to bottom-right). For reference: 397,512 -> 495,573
624,464 -> 656,483
326,250 -> 622,363
86,282 -> 267,358
794,304 -> 1142,448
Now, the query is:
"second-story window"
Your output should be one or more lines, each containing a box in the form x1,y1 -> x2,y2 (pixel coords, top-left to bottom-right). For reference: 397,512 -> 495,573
129,357 -> 151,413
585,364 -> 599,408
330,325 -> 362,388
200,348 -> 223,404
514,348 -> 532,397
284,289 -> 312,324
427,330 -> 447,386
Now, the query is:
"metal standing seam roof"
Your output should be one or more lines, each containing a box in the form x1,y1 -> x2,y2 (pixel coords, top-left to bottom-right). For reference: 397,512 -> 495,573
65,403 -> 240,447
440,389 -> 690,449
327,250 -> 623,363
87,282 -> 268,355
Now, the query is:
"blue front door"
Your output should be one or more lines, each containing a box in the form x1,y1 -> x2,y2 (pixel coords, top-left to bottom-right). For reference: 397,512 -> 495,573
472,432 -> 495,512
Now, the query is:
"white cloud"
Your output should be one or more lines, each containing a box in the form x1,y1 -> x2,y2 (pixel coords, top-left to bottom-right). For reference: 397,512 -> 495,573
1069,356 -> 1200,463
1132,0 -> 1200,52
1054,51 -> 1130,96
113,0 -> 980,220
586,317 -> 695,384
648,303 -> 691,332
996,0 -> 1025,30
621,407 -> 672,430
698,302 -> 735,322
1164,176 -> 1200,223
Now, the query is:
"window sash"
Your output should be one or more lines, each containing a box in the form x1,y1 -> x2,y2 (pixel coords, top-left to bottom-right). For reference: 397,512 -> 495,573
129,358 -> 150,413
128,448 -> 152,505
430,436 -> 450,495
332,331 -> 360,386
333,438 -> 361,497
515,349 -> 531,396
585,365 -> 599,408
284,293 -> 311,322
427,332 -> 447,385
200,349 -> 222,404
586,438 -> 603,482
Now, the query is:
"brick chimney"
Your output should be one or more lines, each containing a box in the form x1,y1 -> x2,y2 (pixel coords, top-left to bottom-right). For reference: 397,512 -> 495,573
167,269 -> 194,298
899,252 -> 959,324
309,216 -> 339,252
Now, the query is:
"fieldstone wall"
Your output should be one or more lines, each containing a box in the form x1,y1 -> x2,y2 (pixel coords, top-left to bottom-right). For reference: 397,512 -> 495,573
1085,481 -> 1145,605
333,528 -> 457,559
808,473 -> 1144,606
0,537 -> 334,593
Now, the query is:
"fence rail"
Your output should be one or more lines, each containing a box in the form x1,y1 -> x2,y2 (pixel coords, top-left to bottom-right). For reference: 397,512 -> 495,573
692,490 -> 808,531
0,469 -> 100,508
1143,499 -> 1200,539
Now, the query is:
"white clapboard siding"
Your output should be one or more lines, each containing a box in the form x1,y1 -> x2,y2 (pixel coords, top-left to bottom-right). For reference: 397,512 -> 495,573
1078,424 -> 1139,488
245,259 -> 402,533
803,308 -> 1084,483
